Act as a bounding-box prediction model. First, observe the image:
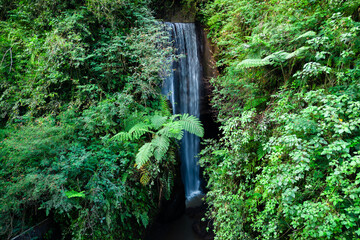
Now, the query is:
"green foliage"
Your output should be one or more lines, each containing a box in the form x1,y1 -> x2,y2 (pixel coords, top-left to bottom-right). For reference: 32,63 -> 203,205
201,85 -> 360,239
0,0 -> 173,123
238,47 -> 310,69
200,0 -> 360,239
0,99 -> 181,239
177,113 -> 204,137
112,113 -> 204,170
0,0 -> 180,239
65,190 -> 86,199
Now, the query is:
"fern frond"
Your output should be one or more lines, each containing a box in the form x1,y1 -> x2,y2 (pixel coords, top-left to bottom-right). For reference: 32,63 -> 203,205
112,123 -> 152,142
157,122 -> 183,139
293,46 -> 310,57
128,122 -> 153,140
239,47 -> 310,69
178,113 -> 204,137
293,31 -> 316,42
152,135 -> 170,161
166,171 -> 174,199
140,171 -> 151,185
111,131 -> 131,142
283,47 -> 310,60
65,190 -> 85,199
136,143 -> 154,168
237,58 -> 271,68
161,171 -> 174,200
156,125 -> 171,137
123,112 -> 146,131
167,148 -> 176,164
160,95 -> 172,116
150,115 -> 168,130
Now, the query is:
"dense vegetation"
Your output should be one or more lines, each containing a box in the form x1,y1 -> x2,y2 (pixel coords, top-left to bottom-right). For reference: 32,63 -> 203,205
199,0 -> 360,239
2,0 -> 360,239
0,0 -> 204,239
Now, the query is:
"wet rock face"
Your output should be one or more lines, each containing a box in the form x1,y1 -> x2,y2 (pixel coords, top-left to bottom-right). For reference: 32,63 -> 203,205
157,183 -> 186,223
152,0 -> 196,23
146,195 -> 214,240
186,202 -> 214,240
192,219 -> 215,240
198,25 -> 220,141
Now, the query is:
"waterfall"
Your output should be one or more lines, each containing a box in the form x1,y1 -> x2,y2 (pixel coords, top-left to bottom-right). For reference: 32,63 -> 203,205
162,23 -> 202,200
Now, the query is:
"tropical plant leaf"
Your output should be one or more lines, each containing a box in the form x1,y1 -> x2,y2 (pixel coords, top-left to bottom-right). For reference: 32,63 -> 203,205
239,47 -> 310,69
257,145 -> 266,160
178,113 -> 204,137
152,135 -> 170,161
293,31 -> 317,42
112,122 -> 152,142
136,142 -> 154,168
65,190 -> 85,198
140,171 -> 151,185
237,58 -> 271,68
160,95 -> 172,116
283,46 -> 310,60
150,115 -> 168,130
157,122 -> 183,139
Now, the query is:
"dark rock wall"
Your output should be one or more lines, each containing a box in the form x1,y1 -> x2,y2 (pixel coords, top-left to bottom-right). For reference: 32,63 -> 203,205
152,0 -> 196,23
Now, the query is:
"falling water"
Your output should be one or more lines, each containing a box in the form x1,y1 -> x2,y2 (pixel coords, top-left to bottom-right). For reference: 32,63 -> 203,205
162,23 -> 202,200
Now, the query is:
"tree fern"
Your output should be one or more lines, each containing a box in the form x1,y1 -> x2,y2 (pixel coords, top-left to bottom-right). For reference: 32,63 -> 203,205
237,58 -> 271,68
135,131 -> 175,168
140,171 -> 151,185
157,122 -> 184,140
293,31 -> 316,42
112,122 -> 152,142
136,142 -> 154,167
150,115 -> 168,130
238,47 -> 310,69
282,47 -> 310,60
152,135 -> 170,161
114,112 -> 204,171
177,113 -> 204,137
128,122 -> 152,140
123,112 -> 146,131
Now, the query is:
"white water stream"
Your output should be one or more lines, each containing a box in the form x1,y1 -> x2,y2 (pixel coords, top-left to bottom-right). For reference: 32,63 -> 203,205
162,23 -> 202,200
